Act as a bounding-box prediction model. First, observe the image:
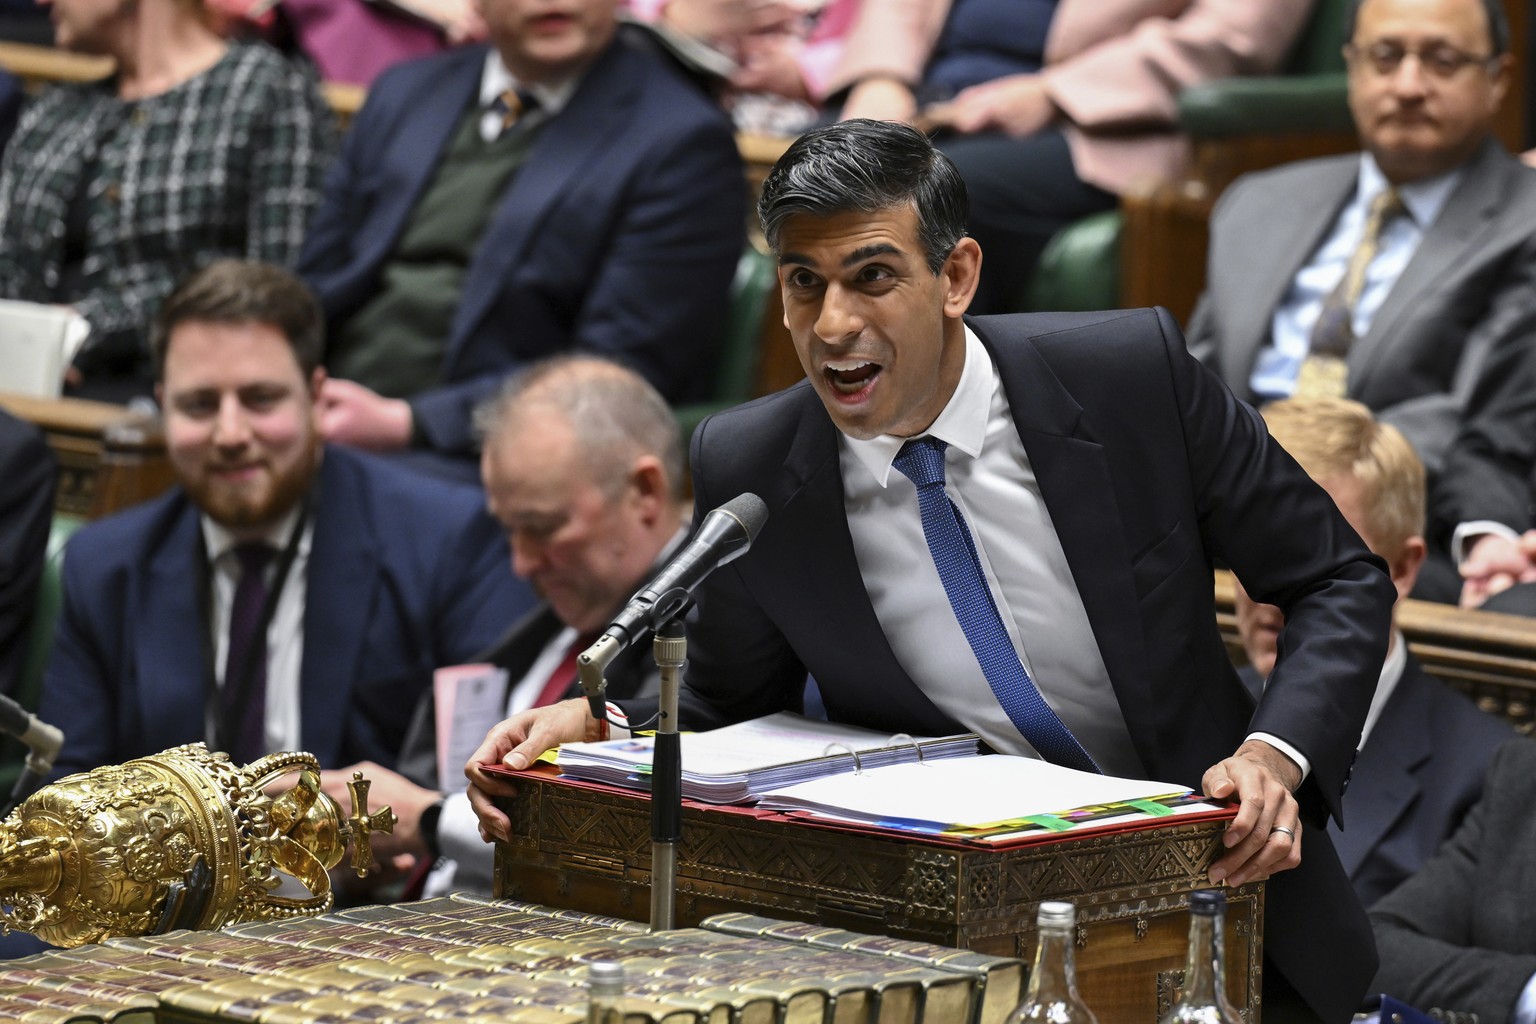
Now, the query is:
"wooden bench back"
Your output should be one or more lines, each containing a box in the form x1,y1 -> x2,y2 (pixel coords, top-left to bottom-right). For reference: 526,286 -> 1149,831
1215,569 -> 1536,735
0,393 -> 174,519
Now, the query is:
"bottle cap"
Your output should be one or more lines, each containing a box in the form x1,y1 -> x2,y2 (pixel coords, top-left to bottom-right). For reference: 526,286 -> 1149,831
1190,889 -> 1226,915
587,960 -> 625,994
1037,901 -> 1075,927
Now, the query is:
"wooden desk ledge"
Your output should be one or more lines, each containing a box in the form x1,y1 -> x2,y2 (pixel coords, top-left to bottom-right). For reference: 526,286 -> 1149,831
1214,567 -> 1536,734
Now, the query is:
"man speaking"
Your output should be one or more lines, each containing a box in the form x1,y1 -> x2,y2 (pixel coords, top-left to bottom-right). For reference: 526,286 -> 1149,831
469,120 -> 1395,1023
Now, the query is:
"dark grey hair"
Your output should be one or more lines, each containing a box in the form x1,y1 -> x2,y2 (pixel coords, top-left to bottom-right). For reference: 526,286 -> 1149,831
475,355 -> 685,501
1344,0 -> 1508,56
758,119 -> 969,275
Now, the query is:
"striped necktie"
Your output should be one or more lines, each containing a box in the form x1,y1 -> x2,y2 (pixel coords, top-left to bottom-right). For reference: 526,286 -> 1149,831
1296,187 -> 1405,398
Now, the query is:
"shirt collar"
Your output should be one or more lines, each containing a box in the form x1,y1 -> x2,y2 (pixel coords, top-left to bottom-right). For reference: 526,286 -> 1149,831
1356,152 -> 1463,230
843,326 -> 995,488
479,49 -> 580,118
201,504 -> 304,565
1358,626 -> 1407,748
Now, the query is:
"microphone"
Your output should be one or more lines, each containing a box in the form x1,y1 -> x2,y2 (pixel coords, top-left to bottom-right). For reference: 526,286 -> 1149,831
0,692 -> 64,817
579,492 -> 769,717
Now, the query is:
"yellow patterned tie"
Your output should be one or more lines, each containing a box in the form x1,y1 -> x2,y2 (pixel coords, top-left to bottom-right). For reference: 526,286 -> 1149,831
496,88 -> 529,132
1296,187 -> 1406,398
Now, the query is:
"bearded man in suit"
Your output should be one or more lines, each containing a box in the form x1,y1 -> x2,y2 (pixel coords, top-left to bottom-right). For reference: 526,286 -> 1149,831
41,260 -> 532,779
467,119 -> 1396,1023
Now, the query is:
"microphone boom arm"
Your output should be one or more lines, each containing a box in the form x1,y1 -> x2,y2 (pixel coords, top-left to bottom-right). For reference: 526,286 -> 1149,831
577,633 -> 624,723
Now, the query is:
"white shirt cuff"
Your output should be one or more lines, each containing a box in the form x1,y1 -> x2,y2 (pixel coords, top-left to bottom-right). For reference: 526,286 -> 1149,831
1452,520 -> 1520,565
1514,971 -> 1536,1024
606,701 -> 632,740
1246,732 -> 1311,782
436,791 -> 493,870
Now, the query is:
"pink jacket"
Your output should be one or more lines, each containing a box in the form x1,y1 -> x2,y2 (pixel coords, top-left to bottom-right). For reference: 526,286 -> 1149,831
830,0 -> 1316,195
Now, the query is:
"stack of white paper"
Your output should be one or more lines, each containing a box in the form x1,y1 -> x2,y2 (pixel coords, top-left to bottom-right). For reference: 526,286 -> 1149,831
556,712 -> 978,804
0,300 -> 90,398
756,755 -> 1195,834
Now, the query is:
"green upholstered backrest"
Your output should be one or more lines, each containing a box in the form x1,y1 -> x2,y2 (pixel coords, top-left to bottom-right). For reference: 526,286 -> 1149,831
0,513 -> 84,793
675,245 -> 778,441
1284,0 -> 1349,76
1021,210 -> 1123,313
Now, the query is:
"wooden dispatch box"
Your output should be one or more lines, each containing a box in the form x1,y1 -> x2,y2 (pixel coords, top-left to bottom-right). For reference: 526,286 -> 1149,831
492,769 -> 1263,1023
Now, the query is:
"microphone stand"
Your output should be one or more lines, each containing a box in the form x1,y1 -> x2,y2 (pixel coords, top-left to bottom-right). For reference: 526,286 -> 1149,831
648,617 -> 686,932
575,620 -> 686,932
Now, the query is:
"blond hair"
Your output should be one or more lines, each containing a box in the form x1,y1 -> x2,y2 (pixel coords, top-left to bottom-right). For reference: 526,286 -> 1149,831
1261,396 -> 1424,559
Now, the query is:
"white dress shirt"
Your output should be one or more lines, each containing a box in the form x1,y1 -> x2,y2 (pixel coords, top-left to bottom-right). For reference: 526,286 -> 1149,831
839,328 -> 1144,776
1253,154 -> 1462,400
476,50 -> 579,142
840,327 -> 1307,780
431,527 -> 689,895
201,506 -> 312,757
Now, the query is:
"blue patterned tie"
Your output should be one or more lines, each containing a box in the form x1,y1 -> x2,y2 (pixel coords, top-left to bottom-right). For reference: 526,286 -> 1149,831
893,438 -> 1100,773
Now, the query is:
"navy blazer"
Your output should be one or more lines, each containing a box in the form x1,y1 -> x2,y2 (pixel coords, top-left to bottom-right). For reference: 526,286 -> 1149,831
641,308 -> 1396,1022
297,36 -> 745,456
1242,656 -> 1515,908
0,410 -> 53,702
40,445 -> 535,776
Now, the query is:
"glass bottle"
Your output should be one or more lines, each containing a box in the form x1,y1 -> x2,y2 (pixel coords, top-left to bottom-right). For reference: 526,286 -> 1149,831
586,960 -> 625,1024
1160,888 -> 1241,1023
1006,900 -> 1100,1023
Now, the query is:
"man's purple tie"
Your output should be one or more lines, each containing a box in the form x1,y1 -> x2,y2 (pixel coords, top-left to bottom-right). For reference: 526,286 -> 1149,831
893,437 -> 1100,773
223,542 -> 274,764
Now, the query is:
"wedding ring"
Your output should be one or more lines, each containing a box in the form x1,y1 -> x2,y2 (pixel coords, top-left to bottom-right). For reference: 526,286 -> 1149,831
1270,825 -> 1296,840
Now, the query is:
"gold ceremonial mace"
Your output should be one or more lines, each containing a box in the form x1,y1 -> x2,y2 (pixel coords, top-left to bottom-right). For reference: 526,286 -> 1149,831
0,744 -> 394,947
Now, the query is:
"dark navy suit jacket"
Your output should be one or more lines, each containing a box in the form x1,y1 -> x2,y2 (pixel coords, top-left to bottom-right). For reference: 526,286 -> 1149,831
1242,656 -> 1515,909
40,445 -> 535,776
641,308 -> 1397,1022
297,35 -> 745,456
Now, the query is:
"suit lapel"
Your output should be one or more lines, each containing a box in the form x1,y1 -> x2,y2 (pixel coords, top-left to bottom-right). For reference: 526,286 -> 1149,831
1227,161 -> 1356,392
487,605 -> 565,680
363,51 -> 484,276
450,41 -> 640,352
140,505 -> 214,752
298,453 -> 380,764
1351,139 -> 1509,381
774,389 -> 963,732
976,321 -> 1158,760
1330,657 -> 1429,878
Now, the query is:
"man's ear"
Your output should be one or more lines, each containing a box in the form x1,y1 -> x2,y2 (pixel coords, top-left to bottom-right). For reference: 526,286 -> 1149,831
308,366 -> 327,401
942,237 -> 982,318
627,455 -> 668,523
1389,535 -> 1428,604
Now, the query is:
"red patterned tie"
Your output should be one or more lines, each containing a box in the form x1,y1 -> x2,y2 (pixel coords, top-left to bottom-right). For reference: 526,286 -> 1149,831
532,633 -> 597,708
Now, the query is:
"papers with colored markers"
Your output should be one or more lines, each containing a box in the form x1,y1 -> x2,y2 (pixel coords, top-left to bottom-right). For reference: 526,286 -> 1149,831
556,712 -> 979,804
755,754 -> 1218,842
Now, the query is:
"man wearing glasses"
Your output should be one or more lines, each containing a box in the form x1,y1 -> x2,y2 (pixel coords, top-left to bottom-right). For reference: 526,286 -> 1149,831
1185,0 -> 1536,590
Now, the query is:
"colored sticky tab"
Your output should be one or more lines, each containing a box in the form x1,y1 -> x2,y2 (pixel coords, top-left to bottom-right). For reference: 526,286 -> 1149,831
1022,814 -> 1076,833
1125,799 -> 1174,816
